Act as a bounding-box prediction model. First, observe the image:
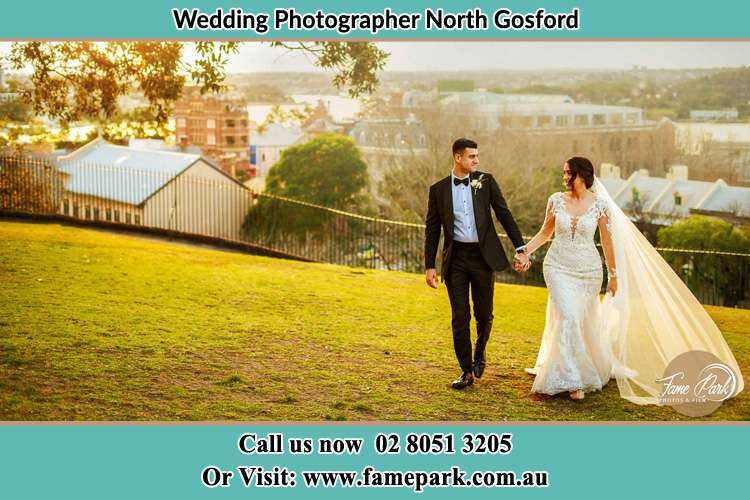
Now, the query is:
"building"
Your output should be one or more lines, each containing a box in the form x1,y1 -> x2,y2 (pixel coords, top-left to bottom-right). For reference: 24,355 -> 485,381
349,116 -> 429,181
424,91 -> 673,175
599,163 -> 750,225
689,109 -> 739,121
127,138 -> 201,155
674,122 -> 750,184
56,138 -> 251,239
173,86 -> 251,178
440,91 -> 574,107
250,123 -> 303,177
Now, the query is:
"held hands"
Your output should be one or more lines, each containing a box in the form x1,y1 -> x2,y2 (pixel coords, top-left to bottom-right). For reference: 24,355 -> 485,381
514,252 -> 531,273
425,268 -> 438,288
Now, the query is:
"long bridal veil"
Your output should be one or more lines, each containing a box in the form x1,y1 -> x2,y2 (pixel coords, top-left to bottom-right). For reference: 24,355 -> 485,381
593,177 -> 744,405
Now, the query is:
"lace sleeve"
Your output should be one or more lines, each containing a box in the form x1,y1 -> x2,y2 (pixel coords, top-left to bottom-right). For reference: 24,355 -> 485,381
547,192 -> 559,217
596,197 -> 614,238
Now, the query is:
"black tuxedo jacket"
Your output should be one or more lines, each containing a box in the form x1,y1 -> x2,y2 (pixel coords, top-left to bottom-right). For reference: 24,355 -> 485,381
424,171 -> 524,280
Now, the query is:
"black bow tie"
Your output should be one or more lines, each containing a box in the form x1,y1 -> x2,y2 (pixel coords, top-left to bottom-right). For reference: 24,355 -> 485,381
454,177 -> 470,186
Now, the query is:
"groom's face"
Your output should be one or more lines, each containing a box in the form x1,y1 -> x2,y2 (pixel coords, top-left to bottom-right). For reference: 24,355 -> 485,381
455,147 -> 479,174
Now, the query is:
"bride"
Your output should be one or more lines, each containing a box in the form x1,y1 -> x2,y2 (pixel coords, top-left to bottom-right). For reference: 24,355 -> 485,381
518,157 -> 744,403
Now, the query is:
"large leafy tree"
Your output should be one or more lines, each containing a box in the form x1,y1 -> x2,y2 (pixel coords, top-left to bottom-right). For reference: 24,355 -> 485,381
657,216 -> 750,307
5,41 -> 388,126
243,133 -> 371,239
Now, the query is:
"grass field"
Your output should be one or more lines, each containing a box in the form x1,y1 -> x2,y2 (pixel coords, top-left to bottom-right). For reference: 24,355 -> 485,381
1,219 -> 748,421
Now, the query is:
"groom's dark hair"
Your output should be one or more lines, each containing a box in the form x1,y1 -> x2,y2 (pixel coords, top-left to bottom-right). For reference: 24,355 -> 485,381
567,156 -> 595,189
452,138 -> 478,155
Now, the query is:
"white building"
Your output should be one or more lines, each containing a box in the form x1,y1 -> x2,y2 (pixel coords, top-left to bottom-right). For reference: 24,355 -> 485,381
599,163 -> 750,224
689,109 -> 739,121
250,123 -> 303,177
57,138 -> 252,239
439,91 -> 642,131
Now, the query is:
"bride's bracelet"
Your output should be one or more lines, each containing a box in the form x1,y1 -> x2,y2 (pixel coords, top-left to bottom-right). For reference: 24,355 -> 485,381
608,268 -> 617,278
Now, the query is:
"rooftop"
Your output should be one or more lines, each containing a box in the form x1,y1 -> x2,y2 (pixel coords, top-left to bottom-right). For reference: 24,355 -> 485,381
57,138 -> 203,206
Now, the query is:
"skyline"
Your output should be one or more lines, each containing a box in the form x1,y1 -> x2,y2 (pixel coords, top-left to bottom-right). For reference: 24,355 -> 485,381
1,42 -> 750,74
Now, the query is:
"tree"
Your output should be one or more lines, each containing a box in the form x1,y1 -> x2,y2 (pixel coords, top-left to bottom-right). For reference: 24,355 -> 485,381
5,41 -> 387,126
657,216 -> 750,307
0,97 -> 31,122
243,133 -> 371,238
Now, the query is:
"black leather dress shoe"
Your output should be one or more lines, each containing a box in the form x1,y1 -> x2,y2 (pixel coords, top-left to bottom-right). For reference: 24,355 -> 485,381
451,371 -> 474,390
473,359 -> 486,379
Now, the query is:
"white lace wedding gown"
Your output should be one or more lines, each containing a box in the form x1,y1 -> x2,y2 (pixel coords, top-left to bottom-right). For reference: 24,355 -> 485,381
526,192 -> 613,395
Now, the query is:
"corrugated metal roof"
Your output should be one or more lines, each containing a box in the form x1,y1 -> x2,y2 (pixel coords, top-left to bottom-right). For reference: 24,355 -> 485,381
57,138 -> 200,206
648,179 -> 715,217
700,185 -> 750,216
251,123 -> 303,147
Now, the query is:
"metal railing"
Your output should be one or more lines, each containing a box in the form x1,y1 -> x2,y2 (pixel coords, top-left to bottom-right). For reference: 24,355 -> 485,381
1,154 -> 748,308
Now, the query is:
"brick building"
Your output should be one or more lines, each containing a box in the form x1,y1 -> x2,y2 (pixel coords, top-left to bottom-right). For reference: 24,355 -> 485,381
173,87 -> 251,178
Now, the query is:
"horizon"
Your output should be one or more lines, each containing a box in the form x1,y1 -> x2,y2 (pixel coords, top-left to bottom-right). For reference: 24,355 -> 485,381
2,41 -> 750,74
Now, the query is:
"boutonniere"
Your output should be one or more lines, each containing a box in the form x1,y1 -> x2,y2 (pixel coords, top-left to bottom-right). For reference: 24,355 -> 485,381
470,174 -> 485,195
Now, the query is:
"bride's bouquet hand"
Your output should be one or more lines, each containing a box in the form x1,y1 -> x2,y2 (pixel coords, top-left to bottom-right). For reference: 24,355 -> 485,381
607,277 -> 618,297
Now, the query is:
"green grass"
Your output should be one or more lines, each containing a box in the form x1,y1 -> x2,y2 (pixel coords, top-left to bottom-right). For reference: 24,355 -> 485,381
1,219 -> 748,421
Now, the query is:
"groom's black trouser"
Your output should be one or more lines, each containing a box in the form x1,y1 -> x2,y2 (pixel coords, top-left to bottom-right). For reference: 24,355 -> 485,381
444,241 -> 495,373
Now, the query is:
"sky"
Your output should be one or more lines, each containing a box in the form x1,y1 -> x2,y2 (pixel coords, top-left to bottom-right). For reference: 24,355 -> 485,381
2,41 -> 750,73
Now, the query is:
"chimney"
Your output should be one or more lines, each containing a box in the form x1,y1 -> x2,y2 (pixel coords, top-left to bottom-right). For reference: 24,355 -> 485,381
666,165 -> 689,182
599,163 -> 621,180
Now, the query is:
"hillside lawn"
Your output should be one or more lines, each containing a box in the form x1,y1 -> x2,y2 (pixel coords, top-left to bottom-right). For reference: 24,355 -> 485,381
1,219 -> 748,421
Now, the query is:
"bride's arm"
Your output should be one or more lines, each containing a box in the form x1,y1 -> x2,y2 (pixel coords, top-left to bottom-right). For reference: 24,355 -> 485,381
524,199 -> 556,255
598,213 -> 618,295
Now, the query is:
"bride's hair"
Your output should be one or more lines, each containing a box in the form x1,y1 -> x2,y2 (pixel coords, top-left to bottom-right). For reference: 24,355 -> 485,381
566,156 -> 595,189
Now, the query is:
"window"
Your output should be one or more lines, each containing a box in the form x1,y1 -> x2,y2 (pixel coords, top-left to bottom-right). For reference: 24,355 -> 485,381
106,209 -> 112,221
207,135 -> 216,145
134,214 -> 141,225
241,136 -> 248,144
125,213 -> 132,224
114,210 -> 120,222
177,118 -> 186,128
241,119 -> 247,127
226,136 -> 236,145
73,204 -> 79,218
555,116 -> 569,127
207,119 -> 216,129
93,208 -> 100,220
626,113 -> 639,124
419,135 -> 426,146
592,114 -> 606,125
63,199 -> 69,215
574,115 -> 589,126
537,116 -> 553,128
225,119 -> 236,128
261,153 -> 266,162
673,192 -> 682,206
85,206 -> 91,219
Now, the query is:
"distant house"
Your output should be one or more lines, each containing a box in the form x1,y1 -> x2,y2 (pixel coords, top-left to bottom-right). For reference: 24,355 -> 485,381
599,163 -> 750,225
349,116 -> 429,181
56,138 -> 251,239
250,123 -> 303,177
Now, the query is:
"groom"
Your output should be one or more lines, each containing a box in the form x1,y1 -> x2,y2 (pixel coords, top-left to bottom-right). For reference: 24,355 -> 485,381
425,138 -> 529,389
